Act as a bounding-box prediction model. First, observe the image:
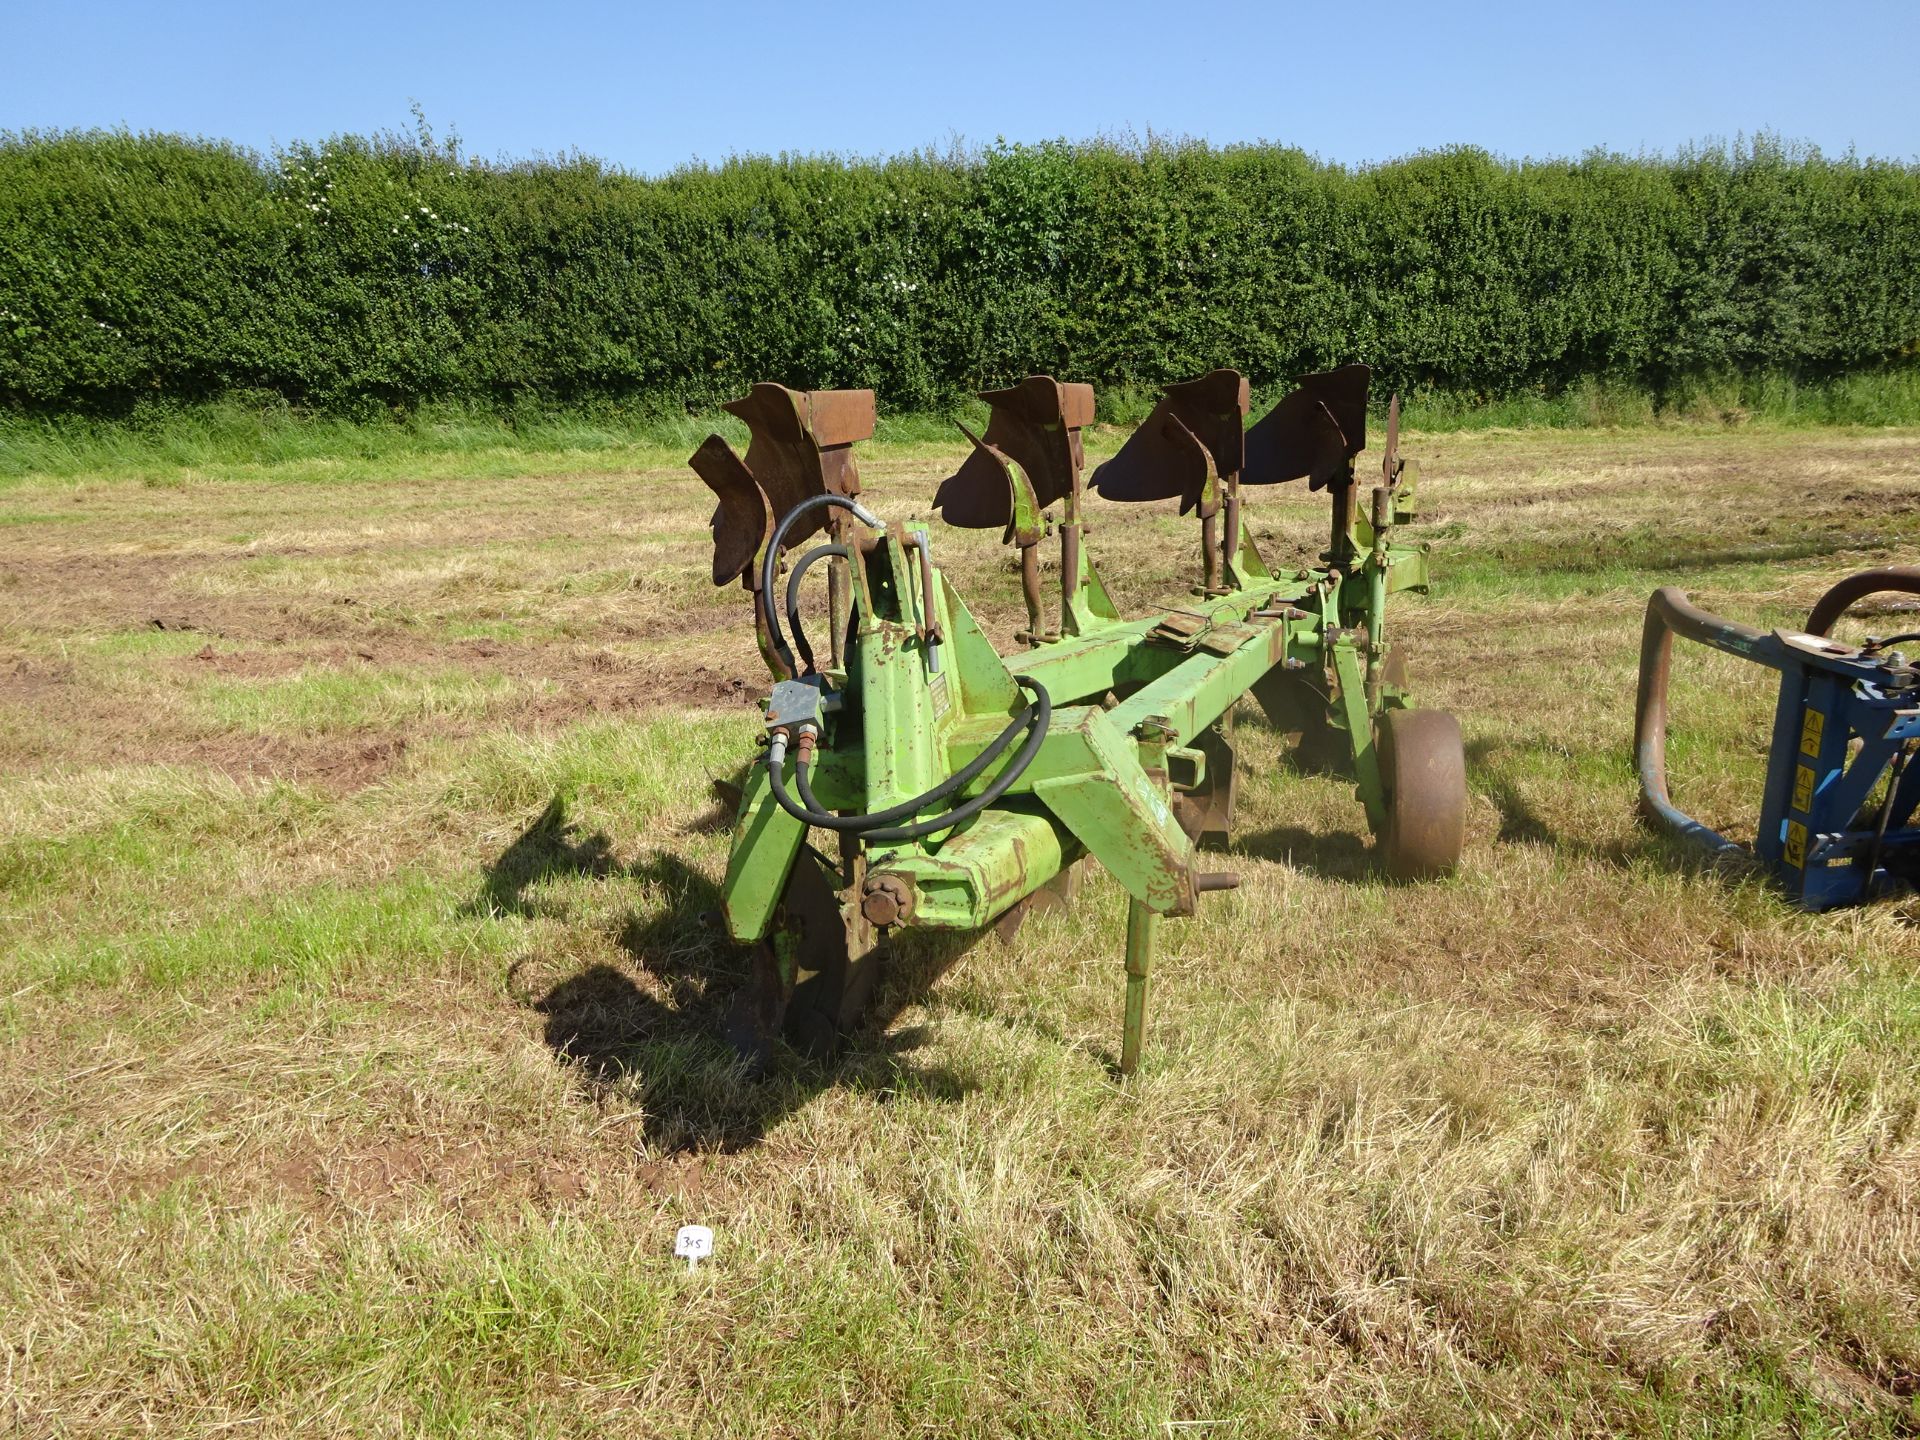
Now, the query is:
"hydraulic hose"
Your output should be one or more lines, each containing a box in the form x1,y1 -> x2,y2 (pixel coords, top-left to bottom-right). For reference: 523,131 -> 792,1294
784,542 -> 846,676
793,677 -> 1042,827
761,493 -> 881,675
766,675 -> 1051,844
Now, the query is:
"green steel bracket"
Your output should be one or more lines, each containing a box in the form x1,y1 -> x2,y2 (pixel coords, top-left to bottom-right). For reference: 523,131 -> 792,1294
1394,459 -> 1420,521
721,761 -> 807,941
1231,526 -> 1276,587
1332,636 -> 1386,828
1383,542 -> 1430,595
1062,546 -> 1124,637
1029,706 -> 1196,916
871,805 -> 1074,929
941,573 -> 1022,715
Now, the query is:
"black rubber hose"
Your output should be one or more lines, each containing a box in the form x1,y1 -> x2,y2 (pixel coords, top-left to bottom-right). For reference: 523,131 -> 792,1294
761,493 -> 879,676
784,542 -> 846,675
767,675 -> 1051,843
795,679 -> 1039,827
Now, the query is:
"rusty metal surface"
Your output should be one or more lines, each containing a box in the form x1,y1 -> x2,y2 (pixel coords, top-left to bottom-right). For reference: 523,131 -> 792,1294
1090,368 -> 1249,513
1804,566 -> 1920,637
1375,708 -> 1467,879
932,422 -> 1025,534
1380,390 -> 1402,487
1089,406 -> 1209,507
956,375 -> 1092,512
932,376 -> 1097,643
1165,369 -> 1252,479
692,384 -> 876,680
1147,608 -> 1213,650
1244,364 -> 1371,490
721,384 -> 876,547
689,433 -> 771,587
1172,725 -> 1237,846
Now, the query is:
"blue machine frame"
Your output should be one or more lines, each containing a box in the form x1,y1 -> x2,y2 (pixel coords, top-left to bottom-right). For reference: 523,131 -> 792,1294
1634,570 -> 1920,910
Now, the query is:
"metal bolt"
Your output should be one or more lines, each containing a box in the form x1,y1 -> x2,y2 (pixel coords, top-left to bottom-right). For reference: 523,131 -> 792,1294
860,874 -> 915,928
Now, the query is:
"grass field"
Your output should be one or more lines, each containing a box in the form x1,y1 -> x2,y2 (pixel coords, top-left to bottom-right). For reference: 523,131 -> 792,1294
4,419 -> 1920,1436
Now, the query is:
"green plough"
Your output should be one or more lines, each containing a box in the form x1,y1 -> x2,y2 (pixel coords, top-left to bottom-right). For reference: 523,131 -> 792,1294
692,365 -> 1464,1073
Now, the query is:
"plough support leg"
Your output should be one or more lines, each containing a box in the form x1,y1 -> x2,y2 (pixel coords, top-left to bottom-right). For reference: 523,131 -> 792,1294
1121,898 -> 1159,1078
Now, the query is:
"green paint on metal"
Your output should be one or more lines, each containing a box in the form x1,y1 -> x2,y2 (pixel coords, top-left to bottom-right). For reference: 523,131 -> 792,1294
1120,897 -> 1159,1077
1333,637 -> 1386,828
720,762 -> 807,942
876,805 -> 1071,929
1032,708 -> 1194,915
703,368 -> 1453,1073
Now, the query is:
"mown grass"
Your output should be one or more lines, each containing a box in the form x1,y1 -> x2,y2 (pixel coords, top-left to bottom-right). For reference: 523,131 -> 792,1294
1,422 -> 1919,1435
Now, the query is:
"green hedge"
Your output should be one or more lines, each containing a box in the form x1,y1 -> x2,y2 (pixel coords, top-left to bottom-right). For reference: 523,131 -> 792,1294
3,130 -> 1917,415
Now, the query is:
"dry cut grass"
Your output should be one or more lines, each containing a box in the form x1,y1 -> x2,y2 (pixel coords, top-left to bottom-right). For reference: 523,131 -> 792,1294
2,423 -> 1920,1436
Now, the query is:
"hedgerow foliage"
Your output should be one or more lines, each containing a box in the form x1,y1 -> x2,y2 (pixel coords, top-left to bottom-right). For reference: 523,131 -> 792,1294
2,128 -> 1917,414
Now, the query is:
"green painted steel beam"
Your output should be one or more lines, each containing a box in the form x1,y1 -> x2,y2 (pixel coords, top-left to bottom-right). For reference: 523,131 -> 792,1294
1104,620 -> 1304,750
1028,707 -> 1195,915
871,804 -> 1072,929
720,762 -> 807,942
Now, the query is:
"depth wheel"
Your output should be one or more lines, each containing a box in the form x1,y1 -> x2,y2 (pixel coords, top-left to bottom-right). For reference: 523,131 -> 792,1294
1375,708 -> 1466,880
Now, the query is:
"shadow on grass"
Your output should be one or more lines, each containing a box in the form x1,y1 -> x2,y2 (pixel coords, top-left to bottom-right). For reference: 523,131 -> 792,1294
1464,736 -> 1774,891
489,796 -> 981,1153
1229,825 -> 1376,881
1228,732 -> 1750,886
477,795 -> 627,917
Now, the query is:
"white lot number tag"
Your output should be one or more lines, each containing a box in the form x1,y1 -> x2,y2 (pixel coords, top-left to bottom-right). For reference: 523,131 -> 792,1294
674,1224 -> 714,1271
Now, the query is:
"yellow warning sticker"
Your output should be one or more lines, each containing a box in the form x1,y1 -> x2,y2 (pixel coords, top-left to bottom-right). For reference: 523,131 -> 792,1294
1799,708 -> 1825,757
1792,764 -> 1815,812
1785,820 -> 1808,868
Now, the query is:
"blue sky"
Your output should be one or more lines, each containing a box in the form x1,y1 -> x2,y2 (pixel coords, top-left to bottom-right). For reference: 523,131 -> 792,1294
5,0 -> 1915,171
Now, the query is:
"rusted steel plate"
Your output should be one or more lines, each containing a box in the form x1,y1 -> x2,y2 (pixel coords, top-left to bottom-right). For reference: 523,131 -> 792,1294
1301,364 -> 1369,458
975,375 -> 1090,509
1162,368 -> 1250,480
689,434 -> 772,587
932,423 -> 1020,533
721,384 -> 876,546
1089,407 -> 1208,507
1244,365 -> 1371,491
1380,390 -> 1401,485
933,375 -> 1092,523
803,389 -> 877,448
1091,368 -> 1250,514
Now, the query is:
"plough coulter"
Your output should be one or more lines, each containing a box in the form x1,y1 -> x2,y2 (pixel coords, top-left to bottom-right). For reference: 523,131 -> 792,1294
692,366 -> 1465,1072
